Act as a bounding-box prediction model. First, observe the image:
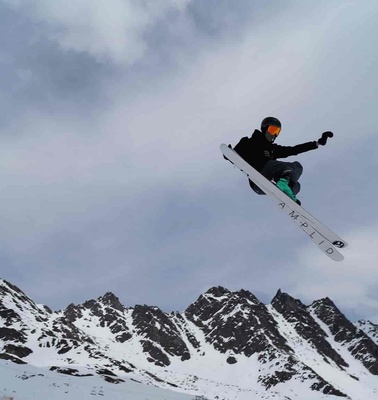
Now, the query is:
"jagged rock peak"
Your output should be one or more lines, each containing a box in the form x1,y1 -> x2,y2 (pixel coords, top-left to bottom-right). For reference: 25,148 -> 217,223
234,288 -> 261,303
97,292 -> 125,311
77,292 -> 124,314
0,279 -> 33,305
62,292 -> 125,322
203,286 -> 231,298
311,296 -> 338,311
272,289 -> 350,369
185,286 -> 263,325
356,320 -> 378,345
185,286 -> 292,360
271,289 -> 306,310
202,286 -> 260,304
310,297 -> 378,375
0,278 -> 23,294
64,303 -> 83,322
0,279 -> 51,319
310,296 -> 353,330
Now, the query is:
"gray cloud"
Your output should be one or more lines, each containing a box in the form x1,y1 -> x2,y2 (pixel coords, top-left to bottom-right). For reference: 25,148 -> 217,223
2,0 -> 193,65
0,1 -> 377,323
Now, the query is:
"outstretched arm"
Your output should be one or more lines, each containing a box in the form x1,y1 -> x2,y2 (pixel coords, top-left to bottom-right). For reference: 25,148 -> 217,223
273,131 -> 334,159
273,141 -> 318,159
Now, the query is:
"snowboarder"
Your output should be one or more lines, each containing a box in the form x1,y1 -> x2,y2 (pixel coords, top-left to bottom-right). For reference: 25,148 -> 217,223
229,117 -> 333,204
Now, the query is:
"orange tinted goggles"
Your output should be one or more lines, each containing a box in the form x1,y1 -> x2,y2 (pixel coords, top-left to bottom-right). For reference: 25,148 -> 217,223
267,125 -> 281,135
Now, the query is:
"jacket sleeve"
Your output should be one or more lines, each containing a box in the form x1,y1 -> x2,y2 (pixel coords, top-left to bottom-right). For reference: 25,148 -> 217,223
272,141 -> 318,159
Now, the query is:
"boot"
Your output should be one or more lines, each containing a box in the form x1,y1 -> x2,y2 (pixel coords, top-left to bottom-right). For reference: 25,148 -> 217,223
276,178 -> 297,202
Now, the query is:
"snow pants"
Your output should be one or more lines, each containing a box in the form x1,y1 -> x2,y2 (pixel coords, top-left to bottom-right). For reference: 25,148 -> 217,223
249,160 -> 303,195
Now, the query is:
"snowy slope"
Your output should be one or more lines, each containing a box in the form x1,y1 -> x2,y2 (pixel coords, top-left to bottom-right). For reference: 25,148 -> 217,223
268,305 -> 378,400
0,360 -> 197,400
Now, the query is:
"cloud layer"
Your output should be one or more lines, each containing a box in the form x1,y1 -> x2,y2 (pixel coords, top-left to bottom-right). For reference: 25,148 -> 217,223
0,1 -> 377,323
3,0 -> 192,65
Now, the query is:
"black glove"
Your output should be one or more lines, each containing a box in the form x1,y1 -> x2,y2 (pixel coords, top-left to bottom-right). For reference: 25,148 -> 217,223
317,131 -> 333,146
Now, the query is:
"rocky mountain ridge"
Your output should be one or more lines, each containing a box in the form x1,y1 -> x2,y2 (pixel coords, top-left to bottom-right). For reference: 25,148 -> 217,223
1,278 -> 378,400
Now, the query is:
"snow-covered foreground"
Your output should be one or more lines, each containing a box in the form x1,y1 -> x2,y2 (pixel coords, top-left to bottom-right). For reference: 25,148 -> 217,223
0,359 -> 348,400
0,360 -> 197,400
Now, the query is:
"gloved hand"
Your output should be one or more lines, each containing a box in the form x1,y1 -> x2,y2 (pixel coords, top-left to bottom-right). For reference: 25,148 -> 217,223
317,131 -> 333,146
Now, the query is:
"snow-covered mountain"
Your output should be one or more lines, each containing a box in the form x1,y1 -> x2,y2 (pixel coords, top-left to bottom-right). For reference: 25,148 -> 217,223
1,278 -> 378,400
355,320 -> 378,345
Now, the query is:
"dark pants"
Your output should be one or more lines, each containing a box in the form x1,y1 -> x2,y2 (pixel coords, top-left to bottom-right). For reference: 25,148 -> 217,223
250,160 -> 303,195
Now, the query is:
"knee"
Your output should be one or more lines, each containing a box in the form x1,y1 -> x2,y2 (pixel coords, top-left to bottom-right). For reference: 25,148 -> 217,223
292,161 -> 303,174
292,181 -> 301,195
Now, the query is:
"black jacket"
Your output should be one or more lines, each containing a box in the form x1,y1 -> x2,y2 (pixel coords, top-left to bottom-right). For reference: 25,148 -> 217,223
233,130 -> 318,171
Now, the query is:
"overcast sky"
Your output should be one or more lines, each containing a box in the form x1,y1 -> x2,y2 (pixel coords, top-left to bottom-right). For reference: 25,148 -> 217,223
0,0 -> 378,323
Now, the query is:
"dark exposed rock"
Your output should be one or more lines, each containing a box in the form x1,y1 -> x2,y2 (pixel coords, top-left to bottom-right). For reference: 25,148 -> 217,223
103,376 -> 125,384
132,304 -> 191,366
99,292 -> 125,312
311,298 -> 378,375
171,313 -> 201,350
0,308 -> 22,324
97,368 -> 125,384
63,303 -> 84,323
142,340 -> 170,366
97,368 -> 117,376
53,317 -> 95,344
116,364 -> 133,374
0,279 -> 96,363
0,352 -> 27,364
0,280 -> 49,323
356,320 -> 378,344
144,371 -> 179,387
50,366 -> 93,377
259,369 -> 296,389
185,286 -> 292,357
259,356 -> 348,397
3,344 -> 33,358
63,294 -> 132,343
41,305 -> 53,314
311,380 -> 348,397
272,290 -> 349,368
0,327 -> 27,343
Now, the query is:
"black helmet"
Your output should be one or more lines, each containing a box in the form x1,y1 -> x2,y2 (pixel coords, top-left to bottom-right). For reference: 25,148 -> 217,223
261,116 -> 281,132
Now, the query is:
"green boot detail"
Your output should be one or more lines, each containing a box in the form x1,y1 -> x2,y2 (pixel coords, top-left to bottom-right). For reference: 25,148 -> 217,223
276,178 -> 297,202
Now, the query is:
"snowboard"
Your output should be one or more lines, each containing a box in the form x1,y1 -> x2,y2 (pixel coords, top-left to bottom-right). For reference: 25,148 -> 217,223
221,144 -> 347,262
